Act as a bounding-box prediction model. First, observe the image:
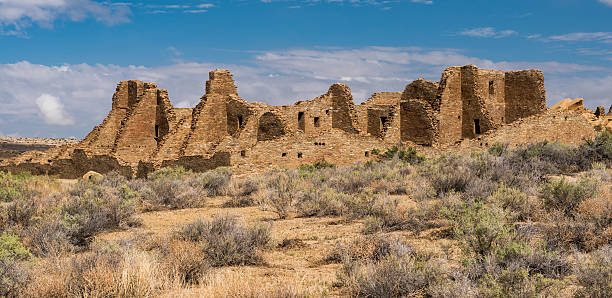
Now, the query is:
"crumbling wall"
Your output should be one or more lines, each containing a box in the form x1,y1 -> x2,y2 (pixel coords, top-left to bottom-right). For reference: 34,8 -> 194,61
504,70 -> 546,123
257,112 -> 285,141
437,67 -> 463,145
402,79 -> 440,110
400,99 -> 437,146
329,84 -> 358,134
226,95 -> 252,137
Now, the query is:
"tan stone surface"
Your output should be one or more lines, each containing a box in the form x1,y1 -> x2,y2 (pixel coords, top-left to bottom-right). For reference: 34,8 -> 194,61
0,65 -> 598,178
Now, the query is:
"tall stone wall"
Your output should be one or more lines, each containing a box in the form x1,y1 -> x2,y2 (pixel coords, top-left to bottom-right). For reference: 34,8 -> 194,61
437,67 -> 463,145
1,65 -> 564,178
504,70 -> 546,123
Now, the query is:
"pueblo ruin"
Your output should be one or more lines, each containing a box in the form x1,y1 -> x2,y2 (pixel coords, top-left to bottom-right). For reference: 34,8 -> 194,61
0,65 -> 602,178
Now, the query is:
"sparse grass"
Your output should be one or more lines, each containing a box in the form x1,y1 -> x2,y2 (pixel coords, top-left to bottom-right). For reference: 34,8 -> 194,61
178,215 -> 271,266
0,132 -> 611,297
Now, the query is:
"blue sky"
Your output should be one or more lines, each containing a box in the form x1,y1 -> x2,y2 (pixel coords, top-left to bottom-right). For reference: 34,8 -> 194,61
0,0 -> 611,138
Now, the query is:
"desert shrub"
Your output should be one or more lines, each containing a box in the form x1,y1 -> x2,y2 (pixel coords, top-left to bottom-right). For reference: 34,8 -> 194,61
178,216 -> 270,266
443,202 -> 514,259
0,258 -> 29,297
338,246 -> 442,297
147,166 -> 192,180
62,179 -> 140,246
0,233 -> 31,261
159,239 -> 208,285
23,219 -> 73,257
224,178 -> 260,208
189,167 -> 233,197
131,178 -> 202,211
27,243 -> 165,297
427,158 -> 472,195
540,178 -> 597,217
380,146 -> 425,164
0,197 -> 38,228
260,169 -> 301,219
298,159 -> 335,172
295,187 -> 347,217
0,171 -> 35,202
577,131 -> 612,167
487,185 -> 529,220
574,245 -> 612,297
326,235 -> 410,264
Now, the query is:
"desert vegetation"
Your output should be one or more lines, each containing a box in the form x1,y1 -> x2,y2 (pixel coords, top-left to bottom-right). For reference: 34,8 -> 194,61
0,132 -> 611,297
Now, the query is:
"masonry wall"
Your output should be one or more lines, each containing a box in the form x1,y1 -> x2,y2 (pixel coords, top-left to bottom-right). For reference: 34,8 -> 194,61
1,65 -> 559,178
504,70 -> 546,123
437,67 -> 463,145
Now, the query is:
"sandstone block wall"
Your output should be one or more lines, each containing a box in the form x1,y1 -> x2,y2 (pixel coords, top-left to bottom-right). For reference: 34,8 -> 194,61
1,65 -> 570,178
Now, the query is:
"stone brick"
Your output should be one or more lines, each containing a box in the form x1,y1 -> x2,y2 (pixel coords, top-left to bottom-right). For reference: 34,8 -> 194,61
2,65 -> 596,178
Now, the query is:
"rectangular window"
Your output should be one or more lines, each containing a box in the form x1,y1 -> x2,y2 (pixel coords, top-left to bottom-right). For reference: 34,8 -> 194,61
237,115 -> 243,128
489,80 -> 495,95
298,112 -> 305,131
240,150 -> 246,157
155,125 -> 159,138
297,152 -> 303,158
474,119 -> 481,135
314,117 -> 320,127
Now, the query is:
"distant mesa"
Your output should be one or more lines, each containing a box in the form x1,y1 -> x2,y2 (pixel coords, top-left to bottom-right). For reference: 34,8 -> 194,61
0,65 -> 605,178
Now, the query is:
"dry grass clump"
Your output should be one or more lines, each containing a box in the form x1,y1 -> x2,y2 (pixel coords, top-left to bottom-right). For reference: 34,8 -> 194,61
177,215 -> 271,267
336,238 -> 444,297
223,176 -> 260,208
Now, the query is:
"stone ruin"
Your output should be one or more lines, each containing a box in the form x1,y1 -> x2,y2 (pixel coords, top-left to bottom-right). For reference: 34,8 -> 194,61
1,64 -> 597,178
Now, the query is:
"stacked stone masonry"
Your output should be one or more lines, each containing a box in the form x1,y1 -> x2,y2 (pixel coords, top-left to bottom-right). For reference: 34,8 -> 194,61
0,65 -> 597,178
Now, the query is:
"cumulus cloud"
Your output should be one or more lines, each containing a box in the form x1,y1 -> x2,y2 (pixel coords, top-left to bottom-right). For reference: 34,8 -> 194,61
0,47 -> 609,137
460,27 -> 518,39
0,0 -> 130,35
35,94 -> 75,125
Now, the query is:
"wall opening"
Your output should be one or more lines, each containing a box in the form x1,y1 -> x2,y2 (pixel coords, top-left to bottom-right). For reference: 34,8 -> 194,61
314,117 -> 320,127
258,112 -> 285,141
325,110 -> 329,115
365,151 -> 369,157
240,150 -> 246,157
489,80 -> 494,95
237,115 -> 243,129
298,112 -> 305,131
380,116 -> 389,132
297,152 -> 303,158
154,125 -> 159,138
282,152 -> 287,157
474,119 -> 481,135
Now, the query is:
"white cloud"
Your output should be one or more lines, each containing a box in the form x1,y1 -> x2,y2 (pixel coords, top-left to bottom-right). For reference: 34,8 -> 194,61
35,94 -> 75,125
0,0 -> 130,35
598,0 -> 612,7
0,47 -> 609,137
460,27 -> 518,39
546,32 -> 612,43
411,0 -> 433,4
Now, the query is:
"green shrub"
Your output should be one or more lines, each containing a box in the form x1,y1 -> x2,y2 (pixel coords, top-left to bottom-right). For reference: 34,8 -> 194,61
62,178 -> 140,246
540,178 -> 597,217
147,166 -> 193,180
298,159 -> 335,172
178,215 -> 270,266
487,185 -> 529,220
380,146 -> 425,164
443,202 -> 514,259
0,171 -> 35,202
0,233 -> 31,261
189,167 -> 233,196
